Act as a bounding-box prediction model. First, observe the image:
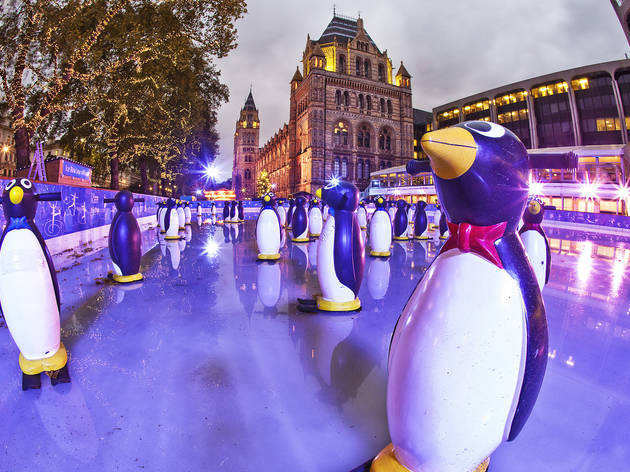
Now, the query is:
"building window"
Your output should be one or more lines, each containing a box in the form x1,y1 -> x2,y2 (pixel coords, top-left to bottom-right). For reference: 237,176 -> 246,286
378,63 -> 385,82
531,80 -> 575,147
359,94 -> 364,109
380,98 -> 385,113
333,122 -> 348,146
379,129 -> 392,151
387,100 -> 393,115
343,91 -> 349,106
338,54 -> 346,73
365,159 -> 370,176
358,125 -> 371,148
356,57 -> 362,76
244,169 -> 251,180
366,95 -> 372,110
357,159 -> 364,180
333,157 -> 340,176
341,157 -> 348,178
364,59 -> 371,79
335,90 -> 341,105
573,74 -> 621,146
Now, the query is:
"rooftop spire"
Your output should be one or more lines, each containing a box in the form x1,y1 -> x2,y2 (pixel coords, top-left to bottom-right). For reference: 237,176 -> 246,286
243,89 -> 256,110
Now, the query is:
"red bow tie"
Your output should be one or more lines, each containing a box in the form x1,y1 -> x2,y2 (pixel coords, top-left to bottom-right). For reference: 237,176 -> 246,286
522,222 -> 541,232
440,221 -> 507,269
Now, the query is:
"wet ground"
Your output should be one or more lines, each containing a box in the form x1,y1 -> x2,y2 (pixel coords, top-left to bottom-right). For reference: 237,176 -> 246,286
1,220 -> 629,471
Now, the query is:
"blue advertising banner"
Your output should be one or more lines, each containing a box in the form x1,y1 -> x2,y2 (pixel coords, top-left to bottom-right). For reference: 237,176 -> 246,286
545,209 -> 630,230
0,178 -> 164,240
61,160 -> 92,181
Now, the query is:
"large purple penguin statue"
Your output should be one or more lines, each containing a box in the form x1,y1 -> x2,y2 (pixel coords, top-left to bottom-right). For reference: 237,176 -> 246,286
0,179 -> 70,390
105,190 -> 145,283
363,121 -> 576,472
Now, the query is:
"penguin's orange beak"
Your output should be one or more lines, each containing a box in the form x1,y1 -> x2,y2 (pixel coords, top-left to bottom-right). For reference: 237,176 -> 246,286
421,127 -> 477,180
9,186 -> 23,204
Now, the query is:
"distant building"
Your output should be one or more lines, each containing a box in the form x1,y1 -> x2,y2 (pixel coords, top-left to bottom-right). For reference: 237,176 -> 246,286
610,0 -> 630,46
232,91 -> 260,199
0,119 -> 16,177
248,13 -> 414,197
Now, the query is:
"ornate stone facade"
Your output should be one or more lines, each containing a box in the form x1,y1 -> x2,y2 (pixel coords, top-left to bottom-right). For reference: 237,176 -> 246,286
232,91 -> 260,199
254,14 -> 414,197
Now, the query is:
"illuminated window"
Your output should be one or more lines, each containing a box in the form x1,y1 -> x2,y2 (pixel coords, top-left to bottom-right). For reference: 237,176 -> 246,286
571,78 -> 590,91
531,81 -> 568,98
333,122 -> 348,146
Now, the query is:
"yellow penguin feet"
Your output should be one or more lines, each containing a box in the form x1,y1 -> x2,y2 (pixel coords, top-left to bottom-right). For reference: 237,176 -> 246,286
19,343 -> 70,390
369,444 -> 489,472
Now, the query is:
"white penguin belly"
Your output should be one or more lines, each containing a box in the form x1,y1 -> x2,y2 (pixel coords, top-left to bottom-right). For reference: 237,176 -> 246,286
166,212 -> 179,237
520,231 -> 547,290
308,208 -> 322,235
277,207 -> 286,227
357,208 -> 368,228
257,210 -> 281,255
388,249 -> 526,472
317,217 -> 355,302
0,229 -> 60,360
177,208 -> 185,228
369,211 -> 392,253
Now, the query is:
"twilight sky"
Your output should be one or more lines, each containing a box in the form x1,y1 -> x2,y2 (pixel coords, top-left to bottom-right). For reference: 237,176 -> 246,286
211,0 -> 629,179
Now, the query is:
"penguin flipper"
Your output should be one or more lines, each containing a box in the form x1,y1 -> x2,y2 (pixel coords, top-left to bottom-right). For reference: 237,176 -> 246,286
31,223 -> 61,311
496,233 -> 548,441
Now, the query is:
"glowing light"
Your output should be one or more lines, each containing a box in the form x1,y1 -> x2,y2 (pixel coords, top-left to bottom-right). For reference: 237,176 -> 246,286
195,190 -> 202,195
577,241 -> 593,283
581,182 -> 598,199
529,181 -> 543,196
2,146 -> 8,153
204,165 -> 219,180
271,183 -> 277,189
548,349 -> 557,359
616,184 -> 630,201
565,356 -> 575,368
202,239 -> 220,258
325,176 -> 340,189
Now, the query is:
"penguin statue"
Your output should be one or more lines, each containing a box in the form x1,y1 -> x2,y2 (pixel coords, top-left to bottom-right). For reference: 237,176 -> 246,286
413,201 -> 430,240
308,197 -> 323,238
164,198 -> 181,240
291,196 -> 309,242
210,201 -> 216,217
297,181 -> 364,312
238,200 -> 245,222
229,200 -> 238,223
357,201 -> 368,230
369,196 -> 392,257
256,194 -> 281,261
406,203 -> 414,236
322,201 -> 329,222
519,198 -> 550,290
393,200 -> 409,241
104,190 -> 145,283
439,208 -> 449,240
286,198 -> 295,229
0,179 -> 70,390
184,201 -> 192,226
196,202 -> 203,219
276,199 -> 287,227
176,201 -> 186,231
156,201 -> 164,232
222,201 -> 229,222
387,200 -> 396,224
197,206 -> 203,227
366,121 -> 576,472
433,203 -> 442,233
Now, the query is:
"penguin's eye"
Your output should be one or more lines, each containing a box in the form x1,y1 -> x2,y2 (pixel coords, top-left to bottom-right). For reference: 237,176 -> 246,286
464,121 -> 505,138
20,179 -> 32,189
5,179 -> 16,190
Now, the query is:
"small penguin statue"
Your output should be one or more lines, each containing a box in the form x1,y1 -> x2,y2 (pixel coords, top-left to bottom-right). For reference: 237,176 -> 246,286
413,201 -> 430,240
229,200 -> 238,223
184,201 -> 192,226
222,201 -> 229,222
308,197 -> 323,238
357,201 -> 368,229
369,196 -> 392,257
104,190 -> 145,283
164,199 -> 181,240
256,194 -> 281,261
519,198 -> 550,290
276,199 -> 287,227
176,201 -> 186,230
210,200 -> 216,217
393,200 -> 409,241
387,200 -> 396,224
298,181 -> 364,312
286,198 -> 295,229
365,121 -> 577,472
439,208 -> 449,239
238,200 -> 245,222
291,196 -> 309,242
0,179 -> 70,390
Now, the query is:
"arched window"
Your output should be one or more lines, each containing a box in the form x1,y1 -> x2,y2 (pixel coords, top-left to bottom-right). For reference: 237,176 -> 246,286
338,54 -> 346,73
333,122 -> 348,146
378,63 -> 385,82
358,125 -> 370,148
364,60 -> 371,79
366,95 -> 372,110
379,129 -> 392,151
359,94 -> 364,109
356,57 -> 362,76
343,91 -> 349,106
380,98 -> 385,113
342,157 -> 348,178
244,169 -> 251,180
387,100 -> 393,115
333,157 -> 341,176
357,160 -> 363,180
365,159 -> 371,177
380,160 -> 386,170
335,90 -> 341,105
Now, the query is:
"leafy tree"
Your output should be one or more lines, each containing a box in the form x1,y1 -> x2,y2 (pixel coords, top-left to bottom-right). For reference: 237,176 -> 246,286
257,169 -> 271,197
